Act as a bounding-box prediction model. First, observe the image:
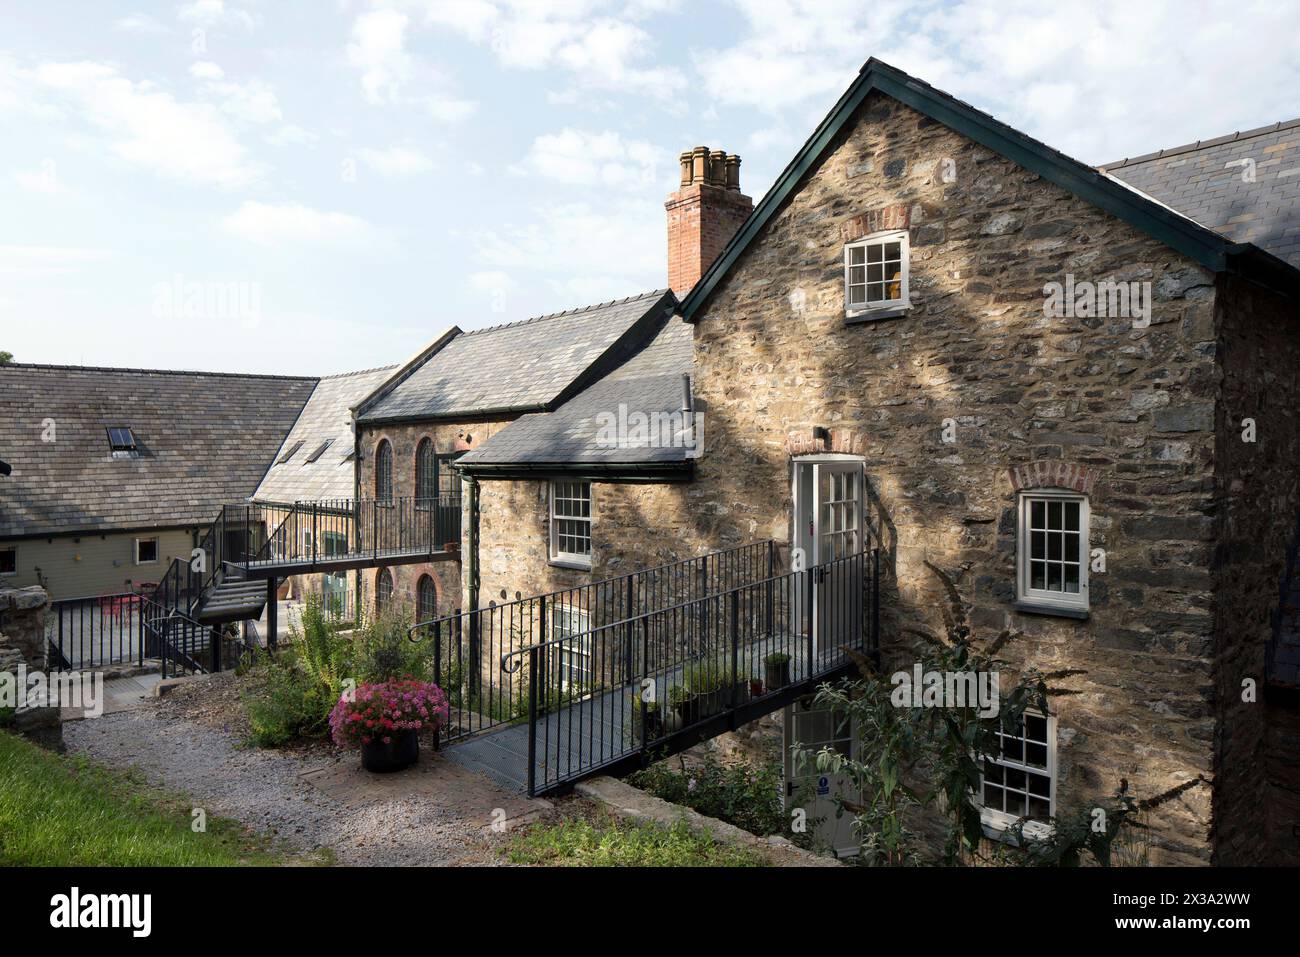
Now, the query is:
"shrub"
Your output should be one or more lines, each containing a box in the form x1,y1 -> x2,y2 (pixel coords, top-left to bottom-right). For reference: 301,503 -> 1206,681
243,593 -> 355,746
630,753 -> 785,837
328,678 -> 449,748
504,813 -> 764,867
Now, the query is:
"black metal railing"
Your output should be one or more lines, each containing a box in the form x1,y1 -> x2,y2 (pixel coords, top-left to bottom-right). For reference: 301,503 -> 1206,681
246,496 -> 461,569
410,540 -> 776,742
510,548 -> 879,795
141,599 -> 222,678
45,593 -> 147,670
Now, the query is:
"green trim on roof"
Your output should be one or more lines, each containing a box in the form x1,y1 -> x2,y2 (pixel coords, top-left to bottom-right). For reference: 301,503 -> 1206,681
680,58 -> 1297,322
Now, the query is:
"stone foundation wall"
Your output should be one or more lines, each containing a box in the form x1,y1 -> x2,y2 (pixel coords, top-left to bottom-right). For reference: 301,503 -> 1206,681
1,585 -> 61,750
0,585 -> 50,670
1211,274 -> 1300,864
685,91 -> 1221,863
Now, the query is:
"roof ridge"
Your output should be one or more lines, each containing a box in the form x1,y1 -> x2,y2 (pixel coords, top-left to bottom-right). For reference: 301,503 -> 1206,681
0,362 -> 318,381
1099,117 -> 1300,171
460,288 -> 668,337
318,364 -> 399,380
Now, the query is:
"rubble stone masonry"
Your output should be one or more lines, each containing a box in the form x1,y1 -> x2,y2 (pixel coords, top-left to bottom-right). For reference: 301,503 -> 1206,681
686,91 -> 1222,863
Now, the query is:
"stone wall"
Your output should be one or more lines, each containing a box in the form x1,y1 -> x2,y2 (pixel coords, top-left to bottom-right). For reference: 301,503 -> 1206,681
1,585 -> 62,750
0,584 -> 50,670
474,477 -> 715,610
685,90 -> 1221,863
1211,274 -> 1300,864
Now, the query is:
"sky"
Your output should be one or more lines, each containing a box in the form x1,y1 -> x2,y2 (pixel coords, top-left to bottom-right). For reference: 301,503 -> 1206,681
2,0 -> 1298,376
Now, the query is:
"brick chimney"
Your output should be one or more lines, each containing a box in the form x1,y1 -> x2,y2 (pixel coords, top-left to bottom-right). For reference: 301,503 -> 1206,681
665,146 -> 753,299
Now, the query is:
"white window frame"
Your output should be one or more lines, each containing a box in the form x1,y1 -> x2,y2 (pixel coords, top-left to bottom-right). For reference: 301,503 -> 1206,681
844,228 -> 910,319
549,479 -> 592,569
0,545 -> 16,577
134,537 -> 159,565
551,603 -> 592,694
1016,490 -> 1089,614
979,710 -> 1057,840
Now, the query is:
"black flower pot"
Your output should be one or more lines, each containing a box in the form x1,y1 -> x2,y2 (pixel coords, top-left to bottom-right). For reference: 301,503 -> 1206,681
765,660 -> 791,691
361,729 -> 419,773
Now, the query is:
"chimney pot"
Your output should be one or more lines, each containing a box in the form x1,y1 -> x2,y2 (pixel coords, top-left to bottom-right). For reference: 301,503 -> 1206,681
665,145 -> 753,298
725,154 -> 741,191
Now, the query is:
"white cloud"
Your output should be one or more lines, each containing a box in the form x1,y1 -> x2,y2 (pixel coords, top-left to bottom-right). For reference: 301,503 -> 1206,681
115,14 -> 171,36
422,2 -> 685,102
178,1 -> 258,30
265,124 -> 318,147
359,145 -> 435,176
221,201 -> 387,247
519,128 -> 667,187
206,77 -> 281,124
0,245 -> 112,277
474,199 -> 663,285
23,60 -> 260,188
12,161 -> 64,194
189,60 -> 225,80
347,9 -> 411,105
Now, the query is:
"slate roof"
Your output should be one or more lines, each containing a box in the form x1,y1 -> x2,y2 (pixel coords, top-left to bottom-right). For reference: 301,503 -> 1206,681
1102,119 -> 1300,269
457,312 -> 695,471
254,365 -> 397,504
357,290 -> 674,423
0,364 -> 316,538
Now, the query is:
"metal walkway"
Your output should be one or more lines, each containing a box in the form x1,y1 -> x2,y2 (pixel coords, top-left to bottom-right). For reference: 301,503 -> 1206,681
442,634 -> 858,793
424,546 -> 880,796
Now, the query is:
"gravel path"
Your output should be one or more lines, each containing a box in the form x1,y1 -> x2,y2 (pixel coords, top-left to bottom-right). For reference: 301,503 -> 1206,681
64,706 -> 545,866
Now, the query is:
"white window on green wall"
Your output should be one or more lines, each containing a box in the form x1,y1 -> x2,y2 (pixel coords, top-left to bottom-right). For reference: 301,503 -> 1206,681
550,479 -> 592,568
1016,491 -> 1089,614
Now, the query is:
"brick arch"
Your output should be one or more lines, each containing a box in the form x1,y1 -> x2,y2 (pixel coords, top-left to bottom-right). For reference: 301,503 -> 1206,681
785,429 -> 868,457
1007,461 -> 1100,495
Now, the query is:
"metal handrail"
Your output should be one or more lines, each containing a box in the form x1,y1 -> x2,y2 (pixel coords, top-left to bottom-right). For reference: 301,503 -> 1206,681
408,538 -> 777,638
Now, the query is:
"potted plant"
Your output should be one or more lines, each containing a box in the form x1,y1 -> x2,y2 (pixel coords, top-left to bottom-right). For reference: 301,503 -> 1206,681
764,652 -> 791,691
668,682 -> 696,728
684,660 -> 726,719
628,693 -> 664,741
329,677 -> 449,773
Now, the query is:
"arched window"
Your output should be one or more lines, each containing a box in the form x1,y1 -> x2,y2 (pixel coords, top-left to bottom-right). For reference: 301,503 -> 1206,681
375,567 -> 393,614
416,574 -> 437,623
415,438 -> 435,509
375,439 -> 393,503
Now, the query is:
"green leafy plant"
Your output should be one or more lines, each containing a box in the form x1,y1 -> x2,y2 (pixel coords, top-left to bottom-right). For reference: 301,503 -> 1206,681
630,753 -> 786,837
505,812 -> 765,867
764,652 -> 790,667
796,561 -> 1084,865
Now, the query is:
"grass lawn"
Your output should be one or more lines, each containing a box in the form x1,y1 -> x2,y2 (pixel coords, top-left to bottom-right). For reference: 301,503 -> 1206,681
504,811 -> 767,867
0,730 -> 304,866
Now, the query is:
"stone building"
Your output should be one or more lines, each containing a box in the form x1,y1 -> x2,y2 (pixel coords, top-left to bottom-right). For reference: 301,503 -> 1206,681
252,365 -> 397,619
351,291 -> 676,623
459,59 -> 1300,864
